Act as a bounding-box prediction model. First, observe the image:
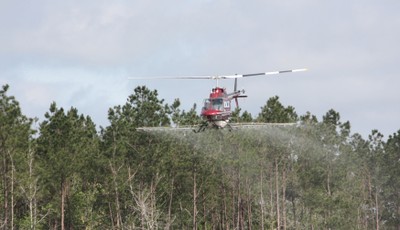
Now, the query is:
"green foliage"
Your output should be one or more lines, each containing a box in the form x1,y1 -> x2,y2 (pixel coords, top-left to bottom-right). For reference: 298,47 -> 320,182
36,102 -> 101,229
124,86 -> 171,127
1,84 -> 400,229
0,84 -> 35,229
257,96 -> 298,123
171,101 -> 202,126
231,107 -> 254,123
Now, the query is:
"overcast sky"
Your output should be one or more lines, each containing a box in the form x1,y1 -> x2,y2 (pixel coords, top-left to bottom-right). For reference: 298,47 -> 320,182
1,0 -> 399,139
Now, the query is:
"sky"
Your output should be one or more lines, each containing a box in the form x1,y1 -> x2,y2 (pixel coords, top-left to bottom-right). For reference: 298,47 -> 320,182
1,0 -> 399,139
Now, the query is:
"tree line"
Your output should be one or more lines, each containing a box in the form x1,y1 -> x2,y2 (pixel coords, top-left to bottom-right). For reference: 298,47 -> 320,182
1,84 -> 399,229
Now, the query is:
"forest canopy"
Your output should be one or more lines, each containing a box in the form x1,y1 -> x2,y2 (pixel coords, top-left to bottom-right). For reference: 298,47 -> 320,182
1,84 -> 399,229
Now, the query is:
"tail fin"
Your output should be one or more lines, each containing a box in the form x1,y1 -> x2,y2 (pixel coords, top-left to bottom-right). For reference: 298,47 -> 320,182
233,78 -> 247,107
234,78 -> 237,92
234,78 -> 239,107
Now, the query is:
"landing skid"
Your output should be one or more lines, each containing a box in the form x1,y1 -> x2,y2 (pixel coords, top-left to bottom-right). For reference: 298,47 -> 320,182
193,121 -> 209,133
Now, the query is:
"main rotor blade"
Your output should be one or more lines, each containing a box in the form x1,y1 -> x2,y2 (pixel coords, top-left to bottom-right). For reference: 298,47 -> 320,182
242,68 -> 307,78
128,76 -> 214,80
129,75 -> 244,80
128,68 -> 307,80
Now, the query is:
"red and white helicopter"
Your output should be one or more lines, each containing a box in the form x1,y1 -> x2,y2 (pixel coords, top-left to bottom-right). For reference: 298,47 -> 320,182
130,68 -> 307,132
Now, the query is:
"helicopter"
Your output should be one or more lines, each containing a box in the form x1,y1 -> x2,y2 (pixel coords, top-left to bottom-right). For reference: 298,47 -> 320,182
129,68 -> 307,132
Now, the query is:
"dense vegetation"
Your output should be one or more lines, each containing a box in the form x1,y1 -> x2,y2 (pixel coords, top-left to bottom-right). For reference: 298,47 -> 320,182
1,84 -> 399,229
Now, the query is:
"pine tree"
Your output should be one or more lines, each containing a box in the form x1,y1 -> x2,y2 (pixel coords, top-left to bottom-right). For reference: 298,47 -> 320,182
36,103 -> 100,229
257,96 -> 298,123
0,85 -> 34,229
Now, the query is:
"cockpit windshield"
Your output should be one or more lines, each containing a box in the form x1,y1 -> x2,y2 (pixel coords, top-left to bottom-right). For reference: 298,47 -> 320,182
212,98 -> 223,110
203,99 -> 211,110
203,98 -> 224,111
